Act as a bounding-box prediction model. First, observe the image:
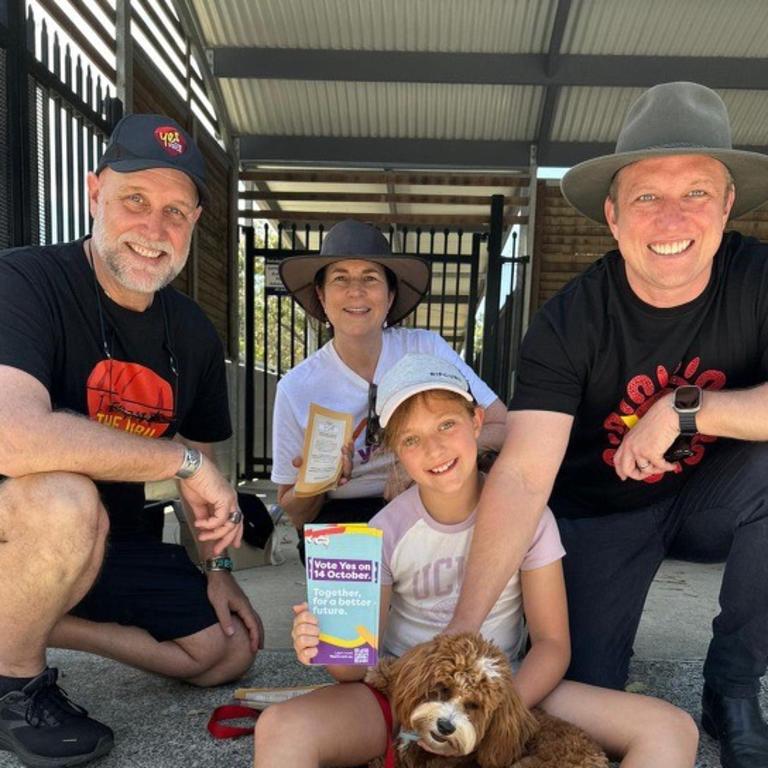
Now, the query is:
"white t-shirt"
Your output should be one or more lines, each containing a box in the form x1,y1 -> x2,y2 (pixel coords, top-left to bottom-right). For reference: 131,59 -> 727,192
370,484 -> 565,659
271,328 -> 498,499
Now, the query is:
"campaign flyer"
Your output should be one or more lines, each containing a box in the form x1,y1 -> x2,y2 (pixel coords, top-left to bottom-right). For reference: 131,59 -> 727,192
305,523 -> 382,666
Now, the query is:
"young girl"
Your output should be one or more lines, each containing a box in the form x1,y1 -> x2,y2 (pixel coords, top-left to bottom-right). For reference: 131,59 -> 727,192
253,354 -> 698,768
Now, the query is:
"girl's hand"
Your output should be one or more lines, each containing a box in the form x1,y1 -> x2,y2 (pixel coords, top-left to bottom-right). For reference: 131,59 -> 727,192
291,602 -> 320,665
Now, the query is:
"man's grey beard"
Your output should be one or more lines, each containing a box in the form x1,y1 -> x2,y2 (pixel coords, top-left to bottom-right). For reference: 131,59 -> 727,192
91,218 -> 187,294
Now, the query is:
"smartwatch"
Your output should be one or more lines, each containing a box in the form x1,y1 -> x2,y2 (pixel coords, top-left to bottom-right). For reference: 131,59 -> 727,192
672,385 -> 702,435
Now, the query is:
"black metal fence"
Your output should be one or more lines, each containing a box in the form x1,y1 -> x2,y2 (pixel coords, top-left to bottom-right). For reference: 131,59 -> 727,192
1,0 -> 119,250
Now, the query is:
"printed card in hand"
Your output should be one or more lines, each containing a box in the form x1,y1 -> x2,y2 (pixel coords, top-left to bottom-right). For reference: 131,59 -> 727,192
294,404 -> 353,497
305,523 -> 382,665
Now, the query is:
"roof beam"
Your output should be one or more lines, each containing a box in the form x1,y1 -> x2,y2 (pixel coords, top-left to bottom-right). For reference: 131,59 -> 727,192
240,135 -> 768,169
240,191 -> 528,206
238,209 -> 526,227
239,170 -> 529,185
211,48 -> 768,89
536,0 -> 571,156
239,135 -> 532,168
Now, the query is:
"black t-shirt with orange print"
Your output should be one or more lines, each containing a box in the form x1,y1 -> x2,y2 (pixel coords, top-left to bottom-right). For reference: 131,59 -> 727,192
0,238 -> 232,536
511,231 -> 768,515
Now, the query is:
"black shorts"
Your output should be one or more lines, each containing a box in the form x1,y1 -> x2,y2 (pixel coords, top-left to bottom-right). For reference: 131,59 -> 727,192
70,538 -> 218,642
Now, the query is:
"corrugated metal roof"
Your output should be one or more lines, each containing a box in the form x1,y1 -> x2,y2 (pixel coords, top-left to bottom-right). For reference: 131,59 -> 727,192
551,87 -> 644,143
722,90 -> 768,145
192,0 -> 556,52
550,86 -> 768,146
563,0 -> 768,57
222,79 -> 542,140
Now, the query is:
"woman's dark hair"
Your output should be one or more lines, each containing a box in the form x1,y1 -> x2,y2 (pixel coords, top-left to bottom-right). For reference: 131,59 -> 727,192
314,262 -> 399,323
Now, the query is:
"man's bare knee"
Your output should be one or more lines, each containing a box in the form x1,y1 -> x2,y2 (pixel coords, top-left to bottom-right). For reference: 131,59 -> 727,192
184,625 -> 257,687
4,472 -> 106,545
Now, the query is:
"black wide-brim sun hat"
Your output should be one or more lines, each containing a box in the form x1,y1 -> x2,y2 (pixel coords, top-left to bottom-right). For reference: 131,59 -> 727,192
279,220 -> 431,325
561,81 -> 768,224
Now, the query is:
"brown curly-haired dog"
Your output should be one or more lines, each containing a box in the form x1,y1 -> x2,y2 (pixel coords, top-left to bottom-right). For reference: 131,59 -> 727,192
365,633 -> 609,768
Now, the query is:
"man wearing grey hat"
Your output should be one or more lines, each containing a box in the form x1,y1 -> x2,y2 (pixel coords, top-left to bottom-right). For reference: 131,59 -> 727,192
449,82 -> 768,768
0,114 -> 260,767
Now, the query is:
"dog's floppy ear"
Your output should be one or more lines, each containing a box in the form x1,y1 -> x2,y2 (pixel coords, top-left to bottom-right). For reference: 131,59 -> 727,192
364,656 -> 399,696
474,662 -> 538,768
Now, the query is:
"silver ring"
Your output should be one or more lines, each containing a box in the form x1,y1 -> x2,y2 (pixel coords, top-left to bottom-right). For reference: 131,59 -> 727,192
636,461 -> 650,471
228,509 -> 243,525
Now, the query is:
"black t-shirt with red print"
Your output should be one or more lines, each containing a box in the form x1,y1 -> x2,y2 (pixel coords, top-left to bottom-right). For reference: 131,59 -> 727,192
511,231 -> 768,516
0,238 -> 232,536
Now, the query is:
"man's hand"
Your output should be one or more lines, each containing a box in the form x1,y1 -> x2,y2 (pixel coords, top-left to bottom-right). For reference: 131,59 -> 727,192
613,394 -> 680,480
206,570 -> 264,652
180,460 -> 243,554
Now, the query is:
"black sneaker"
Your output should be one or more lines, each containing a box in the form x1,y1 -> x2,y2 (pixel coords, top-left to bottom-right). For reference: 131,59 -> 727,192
0,668 -> 113,767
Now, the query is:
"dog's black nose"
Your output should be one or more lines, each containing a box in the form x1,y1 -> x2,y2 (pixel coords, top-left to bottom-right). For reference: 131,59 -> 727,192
436,718 -> 455,736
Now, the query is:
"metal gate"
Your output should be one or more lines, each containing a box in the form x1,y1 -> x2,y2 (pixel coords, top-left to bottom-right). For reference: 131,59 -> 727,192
240,216 -> 529,481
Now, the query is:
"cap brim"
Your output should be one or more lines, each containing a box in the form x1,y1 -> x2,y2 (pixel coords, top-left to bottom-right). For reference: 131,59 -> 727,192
279,253 -> 431,325
561,147 -> 768,223
378,382 -> 473,427
98,158 -> 209,207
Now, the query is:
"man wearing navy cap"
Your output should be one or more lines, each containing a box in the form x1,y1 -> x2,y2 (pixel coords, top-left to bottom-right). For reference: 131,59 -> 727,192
0,114 -> 261,767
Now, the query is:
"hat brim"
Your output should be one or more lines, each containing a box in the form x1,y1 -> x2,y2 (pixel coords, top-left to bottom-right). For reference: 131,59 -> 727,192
98,158 -> 210,207
279,253 -> 431,325
378,382 -> 473,428
561,147 -> 768,224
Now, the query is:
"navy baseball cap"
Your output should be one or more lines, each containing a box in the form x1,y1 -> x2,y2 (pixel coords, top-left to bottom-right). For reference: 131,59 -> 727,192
96,113 -> 209,205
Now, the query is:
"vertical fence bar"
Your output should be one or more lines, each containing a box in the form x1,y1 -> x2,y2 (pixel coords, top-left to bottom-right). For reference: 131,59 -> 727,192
7,0 -> 33,246
262,226 -> 271,475
466,233 -> 481,367
426,228 -> 435,331
480,195 -> 504,391
439,229 -> 448,338
243,226 -> 256,478
289,224 -> 297,369
453,231 -> 463,352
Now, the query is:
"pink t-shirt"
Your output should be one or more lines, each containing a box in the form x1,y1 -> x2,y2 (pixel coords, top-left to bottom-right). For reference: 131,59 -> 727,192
370,484 -> 565,659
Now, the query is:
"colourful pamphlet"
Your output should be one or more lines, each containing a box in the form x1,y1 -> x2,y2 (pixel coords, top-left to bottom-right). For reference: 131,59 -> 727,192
305,523 -> 383,666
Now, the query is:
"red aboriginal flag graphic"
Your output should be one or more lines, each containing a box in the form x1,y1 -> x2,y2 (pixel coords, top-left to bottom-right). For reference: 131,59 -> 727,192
87,360 -> 174,438
602,357 -> 726,483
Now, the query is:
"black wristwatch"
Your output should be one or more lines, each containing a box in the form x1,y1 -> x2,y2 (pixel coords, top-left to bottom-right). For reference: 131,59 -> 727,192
672,385 -> 702,435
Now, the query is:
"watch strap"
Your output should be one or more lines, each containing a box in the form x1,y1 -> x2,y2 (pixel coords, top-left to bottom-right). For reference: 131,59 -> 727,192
204,556 -> 233,572
678,411 -> 698,435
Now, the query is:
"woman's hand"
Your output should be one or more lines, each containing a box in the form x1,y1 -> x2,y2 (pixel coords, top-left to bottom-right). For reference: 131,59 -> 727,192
292,602 -> 320,665
338,440 -> 354,487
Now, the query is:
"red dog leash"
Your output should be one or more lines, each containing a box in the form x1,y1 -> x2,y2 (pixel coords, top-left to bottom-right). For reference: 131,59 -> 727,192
362,682 -> 396,768
207,705 -> 260,739
209,685 -> 397,768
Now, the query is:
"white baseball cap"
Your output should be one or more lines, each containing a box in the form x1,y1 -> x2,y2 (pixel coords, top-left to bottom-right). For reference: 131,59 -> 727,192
375,353 -> 473,428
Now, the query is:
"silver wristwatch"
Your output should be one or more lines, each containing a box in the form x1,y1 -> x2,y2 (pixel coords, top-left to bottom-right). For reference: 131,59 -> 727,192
175,446 -> 203,479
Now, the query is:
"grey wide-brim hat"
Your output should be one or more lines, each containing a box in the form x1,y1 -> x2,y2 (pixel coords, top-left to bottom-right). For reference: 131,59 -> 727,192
561,81 -> 768,224
279,219 -> 431,325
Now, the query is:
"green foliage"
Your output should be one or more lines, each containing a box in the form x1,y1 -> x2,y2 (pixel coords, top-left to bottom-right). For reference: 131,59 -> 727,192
238,228 -> 322,374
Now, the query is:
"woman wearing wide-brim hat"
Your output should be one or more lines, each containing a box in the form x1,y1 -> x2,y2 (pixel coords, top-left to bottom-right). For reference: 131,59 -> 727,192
271,220 -> 507,559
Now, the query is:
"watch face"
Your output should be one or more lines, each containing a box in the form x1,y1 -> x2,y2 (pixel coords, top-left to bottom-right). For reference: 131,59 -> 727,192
675,385 -> 701,411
